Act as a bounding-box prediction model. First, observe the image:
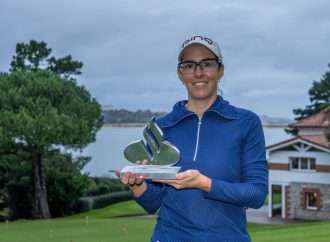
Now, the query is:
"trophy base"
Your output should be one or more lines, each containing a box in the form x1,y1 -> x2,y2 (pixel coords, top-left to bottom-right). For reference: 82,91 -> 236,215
120,165 -> 181,180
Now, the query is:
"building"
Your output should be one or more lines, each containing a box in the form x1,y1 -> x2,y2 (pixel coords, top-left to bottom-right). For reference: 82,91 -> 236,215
267,107 -> 330,220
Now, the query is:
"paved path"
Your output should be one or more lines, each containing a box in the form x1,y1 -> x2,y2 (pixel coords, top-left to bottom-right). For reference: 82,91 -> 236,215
135,206 -> 298,225
247,206 -> 280,224
246,206 -> 299,224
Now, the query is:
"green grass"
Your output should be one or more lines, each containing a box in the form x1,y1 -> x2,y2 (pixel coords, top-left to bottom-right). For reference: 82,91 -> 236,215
0,201 -> 329,242
249,222 -> 330,242
0,217 -> 154,242
70,200 -> 147,219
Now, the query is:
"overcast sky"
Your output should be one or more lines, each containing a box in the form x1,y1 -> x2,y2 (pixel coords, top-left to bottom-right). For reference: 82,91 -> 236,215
1,0 -> 330,118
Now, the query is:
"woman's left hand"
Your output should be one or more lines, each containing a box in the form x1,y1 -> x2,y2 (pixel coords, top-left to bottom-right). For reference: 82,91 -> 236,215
153,169 -> 212,192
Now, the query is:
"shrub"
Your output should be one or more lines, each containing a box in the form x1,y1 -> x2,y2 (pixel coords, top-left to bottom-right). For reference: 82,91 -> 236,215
85,177 -> 128,196
0,157 -> 33,220
78,191 -> 133,212
45,153 -> 90,217
7,176 -> 33,219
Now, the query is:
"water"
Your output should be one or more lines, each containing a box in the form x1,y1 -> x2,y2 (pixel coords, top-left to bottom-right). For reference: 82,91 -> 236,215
82,126 -> 291,177
83,126 -> 144,177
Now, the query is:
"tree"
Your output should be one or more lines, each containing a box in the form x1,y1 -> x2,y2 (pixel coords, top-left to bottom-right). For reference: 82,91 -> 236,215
290,64 -> 330,141
0,40 -> 102,218
286,64 -> 330,142
293,64 -> 330,120
10,40 -> 83,79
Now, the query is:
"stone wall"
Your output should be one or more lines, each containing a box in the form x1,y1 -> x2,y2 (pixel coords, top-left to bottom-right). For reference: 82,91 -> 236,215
287,182 -> 330,220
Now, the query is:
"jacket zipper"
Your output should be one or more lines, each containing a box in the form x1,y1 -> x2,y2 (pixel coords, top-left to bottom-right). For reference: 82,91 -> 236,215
193,117 -> 202,161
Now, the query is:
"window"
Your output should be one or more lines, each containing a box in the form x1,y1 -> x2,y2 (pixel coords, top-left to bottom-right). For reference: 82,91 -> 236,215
301,188 -> 321,211
291,158 -> 299,169
301,158 -> 308,169
310,159 -> 316,170
305,192 -> 318,210
289,157 -> 316,171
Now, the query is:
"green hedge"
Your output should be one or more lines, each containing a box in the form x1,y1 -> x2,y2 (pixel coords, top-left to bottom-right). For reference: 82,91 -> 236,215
78,191 -> 133,212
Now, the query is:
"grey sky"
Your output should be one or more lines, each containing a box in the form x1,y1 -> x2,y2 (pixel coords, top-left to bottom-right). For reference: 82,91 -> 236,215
1,0 -> 330,118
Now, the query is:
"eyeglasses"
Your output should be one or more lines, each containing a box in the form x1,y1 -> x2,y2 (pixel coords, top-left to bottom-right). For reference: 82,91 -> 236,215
178,58 -> 221,74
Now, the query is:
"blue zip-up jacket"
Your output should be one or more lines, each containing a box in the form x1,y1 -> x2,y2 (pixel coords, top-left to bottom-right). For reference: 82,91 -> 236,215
136,96 -> 268,242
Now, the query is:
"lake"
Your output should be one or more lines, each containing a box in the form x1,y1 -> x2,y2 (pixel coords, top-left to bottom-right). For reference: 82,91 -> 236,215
82,125 -> 291,177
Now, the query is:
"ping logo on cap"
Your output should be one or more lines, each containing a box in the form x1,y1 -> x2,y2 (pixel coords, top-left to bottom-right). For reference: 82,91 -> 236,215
181,36 -> 214,48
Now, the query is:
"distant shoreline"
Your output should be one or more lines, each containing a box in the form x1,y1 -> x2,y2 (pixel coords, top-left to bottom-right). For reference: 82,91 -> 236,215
103,123 -> 145,127
103,123 -> 289,128
262,124 -> 289,128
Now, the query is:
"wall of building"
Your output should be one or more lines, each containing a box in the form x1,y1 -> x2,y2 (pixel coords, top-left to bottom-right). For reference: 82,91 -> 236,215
269,150 -> 329,165
270,170 -> 330,184
268,149 -> 330,184
287,183 -> 330,220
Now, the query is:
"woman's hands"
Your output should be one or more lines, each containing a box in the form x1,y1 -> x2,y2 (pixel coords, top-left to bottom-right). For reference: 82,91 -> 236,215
118,160 -> 212,195
154,169 -> 212,192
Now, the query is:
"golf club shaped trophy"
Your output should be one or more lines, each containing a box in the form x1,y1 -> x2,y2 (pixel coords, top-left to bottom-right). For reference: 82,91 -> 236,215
121,117 -> 181,179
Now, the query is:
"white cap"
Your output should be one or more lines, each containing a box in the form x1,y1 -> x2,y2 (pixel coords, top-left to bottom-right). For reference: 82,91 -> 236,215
178,35 -> 223,63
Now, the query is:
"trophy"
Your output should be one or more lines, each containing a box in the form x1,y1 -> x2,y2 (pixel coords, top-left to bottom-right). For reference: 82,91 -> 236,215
121,117 -> 181,179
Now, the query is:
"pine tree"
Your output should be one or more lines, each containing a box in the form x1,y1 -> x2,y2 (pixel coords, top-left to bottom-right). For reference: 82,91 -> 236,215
0,40 -> 102,218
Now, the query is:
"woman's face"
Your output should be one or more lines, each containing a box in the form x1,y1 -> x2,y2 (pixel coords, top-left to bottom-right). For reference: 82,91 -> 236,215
177,44 -> 223,102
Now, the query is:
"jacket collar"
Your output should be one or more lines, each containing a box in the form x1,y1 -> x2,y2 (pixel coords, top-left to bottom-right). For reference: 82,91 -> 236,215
158,95 -> 240,128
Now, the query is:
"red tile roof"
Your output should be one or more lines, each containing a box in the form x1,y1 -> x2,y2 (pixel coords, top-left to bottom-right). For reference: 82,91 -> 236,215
300,135 -> 329,148
267,107 -> 330,151
290,106 -> 330,128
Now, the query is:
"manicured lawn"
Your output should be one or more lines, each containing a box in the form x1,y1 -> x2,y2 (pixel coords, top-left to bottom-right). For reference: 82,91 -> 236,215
248,222 -> 330,242
0,201 -> 329,242
0,217 -> 154,242
70,200 -> 147,219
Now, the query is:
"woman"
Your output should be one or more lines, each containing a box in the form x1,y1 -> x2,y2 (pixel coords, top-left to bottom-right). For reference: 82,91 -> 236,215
120,35 -> 268,242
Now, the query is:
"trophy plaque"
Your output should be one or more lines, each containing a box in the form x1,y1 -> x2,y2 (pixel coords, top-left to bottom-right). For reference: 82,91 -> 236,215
121,117 -> 181,179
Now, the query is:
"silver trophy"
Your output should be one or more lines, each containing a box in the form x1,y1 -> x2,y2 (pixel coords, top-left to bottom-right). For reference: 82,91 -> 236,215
121,117 -> 181,179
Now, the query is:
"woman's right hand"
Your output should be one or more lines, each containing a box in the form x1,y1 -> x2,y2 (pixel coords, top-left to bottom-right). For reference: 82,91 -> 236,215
117,160 -> 148,197
120,172 -> 145,187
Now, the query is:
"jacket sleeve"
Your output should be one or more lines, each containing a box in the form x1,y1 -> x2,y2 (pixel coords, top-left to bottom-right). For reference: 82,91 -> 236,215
135,180 -> 164,214
203,113 -> 268,209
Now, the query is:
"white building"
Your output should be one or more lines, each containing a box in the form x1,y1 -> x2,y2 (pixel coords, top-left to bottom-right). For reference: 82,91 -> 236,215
267,107 -> 330,220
